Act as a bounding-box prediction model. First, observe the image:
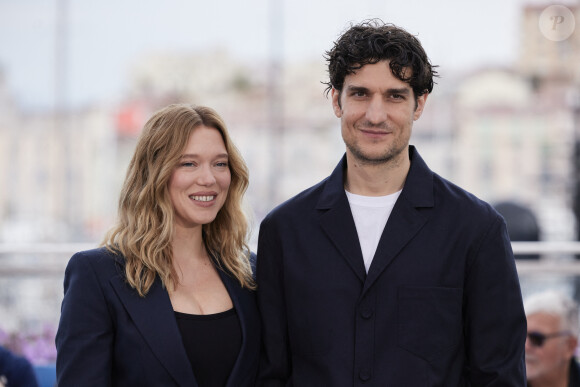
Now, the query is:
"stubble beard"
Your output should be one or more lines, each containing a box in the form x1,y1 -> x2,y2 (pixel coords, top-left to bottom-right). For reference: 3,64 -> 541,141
345,133 -> 408,166
341,116 -> 411,167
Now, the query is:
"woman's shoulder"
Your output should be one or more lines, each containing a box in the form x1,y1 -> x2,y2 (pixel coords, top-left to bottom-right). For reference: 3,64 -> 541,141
66,246 -> 125,278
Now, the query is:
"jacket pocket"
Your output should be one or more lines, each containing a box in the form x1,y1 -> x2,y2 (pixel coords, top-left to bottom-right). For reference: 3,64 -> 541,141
397,286 -> 463,362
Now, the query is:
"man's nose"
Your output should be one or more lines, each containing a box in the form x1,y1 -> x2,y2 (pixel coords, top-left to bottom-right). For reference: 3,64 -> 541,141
365,96 -> 388,124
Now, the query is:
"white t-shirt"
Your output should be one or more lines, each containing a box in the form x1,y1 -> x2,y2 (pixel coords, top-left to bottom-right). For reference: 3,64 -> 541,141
345,189 -> 402,273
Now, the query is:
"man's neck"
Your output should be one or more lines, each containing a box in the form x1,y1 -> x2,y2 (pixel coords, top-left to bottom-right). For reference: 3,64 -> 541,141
528,363 -> 570,387
344,150 -> 410,196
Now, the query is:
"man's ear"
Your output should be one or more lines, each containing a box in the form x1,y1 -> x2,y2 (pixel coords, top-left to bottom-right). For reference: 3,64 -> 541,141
413,92 -> 429,121
331,88 -> 342,118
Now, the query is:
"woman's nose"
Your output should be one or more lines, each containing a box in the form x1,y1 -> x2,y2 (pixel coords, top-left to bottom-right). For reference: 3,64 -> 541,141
196,165 -> 217,186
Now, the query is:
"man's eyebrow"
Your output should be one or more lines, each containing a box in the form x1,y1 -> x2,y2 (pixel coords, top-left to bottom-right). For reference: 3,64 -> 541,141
385,88 -> 411,95
345,85 -> 411,95
345,85 -> 369,93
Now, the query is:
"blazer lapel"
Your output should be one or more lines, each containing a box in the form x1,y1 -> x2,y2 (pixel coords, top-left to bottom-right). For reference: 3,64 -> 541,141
362,146 -> 434,295
362,197 -> 428,294
109,274 -> 196,386
317,156 -> 366,282
218,270 -> 247,387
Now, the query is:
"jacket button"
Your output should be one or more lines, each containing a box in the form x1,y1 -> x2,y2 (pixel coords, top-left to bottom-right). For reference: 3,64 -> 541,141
359,367 -> 371,381
360,308 -> 373,319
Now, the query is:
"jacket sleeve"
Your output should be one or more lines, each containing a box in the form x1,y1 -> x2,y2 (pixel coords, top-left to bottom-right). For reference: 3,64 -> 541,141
55,252 -> 115,386
256,215 -> 291,386
464,216 -> 527,386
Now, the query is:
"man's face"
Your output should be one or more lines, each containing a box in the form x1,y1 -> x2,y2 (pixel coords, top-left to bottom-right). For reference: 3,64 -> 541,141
525,312 -> 577,384
331,60 -> 427,166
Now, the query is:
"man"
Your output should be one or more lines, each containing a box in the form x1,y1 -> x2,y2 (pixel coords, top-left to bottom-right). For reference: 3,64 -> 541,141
525,291 -> 580,387
256,20 -> 526,386
0,345 -> 39,387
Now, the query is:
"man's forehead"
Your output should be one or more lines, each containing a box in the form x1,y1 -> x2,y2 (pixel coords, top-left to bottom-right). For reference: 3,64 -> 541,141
342,77 -> 413,93
352,60 -> 413,75
344,62 -> 412,84
528,312 -> 561,327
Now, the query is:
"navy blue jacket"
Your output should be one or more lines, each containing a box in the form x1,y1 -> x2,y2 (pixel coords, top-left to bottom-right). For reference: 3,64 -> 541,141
56,248 -> 260,386
569,357 -> 580,387
257,146 -> 526,386
0,346 -> 38,387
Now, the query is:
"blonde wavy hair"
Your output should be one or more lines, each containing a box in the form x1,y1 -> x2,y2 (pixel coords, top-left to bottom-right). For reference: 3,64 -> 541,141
103,104 -> 253,296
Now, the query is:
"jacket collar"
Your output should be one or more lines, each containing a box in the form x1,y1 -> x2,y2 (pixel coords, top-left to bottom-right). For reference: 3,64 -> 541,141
109,261 -> 251,387
109,272 -> 197,386
316,145 -> 434,210
315,146 -> 435,291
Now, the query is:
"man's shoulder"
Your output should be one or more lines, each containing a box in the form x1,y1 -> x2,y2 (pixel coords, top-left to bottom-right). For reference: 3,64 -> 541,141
263,176 -> 329,221
431,172 -> 499,221
0,346 -> 35,381
407,146 -> 497,219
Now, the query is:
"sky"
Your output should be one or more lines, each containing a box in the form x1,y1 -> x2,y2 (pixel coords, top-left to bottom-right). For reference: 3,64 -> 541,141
0,0 -> 561,110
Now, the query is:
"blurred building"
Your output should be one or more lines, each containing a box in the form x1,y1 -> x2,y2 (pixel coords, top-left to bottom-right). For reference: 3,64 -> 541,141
518,4 -> 580,84
0,69 -> 127,243
424,3 -> 580,243
0,69 -> 19,232
0,103 -> 120,243
450,67 -> 575,240
123,50 -> 341,220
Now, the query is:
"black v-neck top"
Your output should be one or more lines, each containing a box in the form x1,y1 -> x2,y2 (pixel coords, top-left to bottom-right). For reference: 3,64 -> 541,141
175,308 -> 242,387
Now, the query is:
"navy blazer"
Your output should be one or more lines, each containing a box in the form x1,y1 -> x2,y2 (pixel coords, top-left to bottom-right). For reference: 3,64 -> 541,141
56,247 -> 260,386
257,146 -> 526,386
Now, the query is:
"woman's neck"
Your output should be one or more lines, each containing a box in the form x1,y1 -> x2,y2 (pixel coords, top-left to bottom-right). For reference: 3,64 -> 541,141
172,225 -> 209,273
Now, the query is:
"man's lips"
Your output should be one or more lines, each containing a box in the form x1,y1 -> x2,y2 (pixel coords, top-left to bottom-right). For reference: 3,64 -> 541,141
357,123 -> 392,134
359,128 -> 392,137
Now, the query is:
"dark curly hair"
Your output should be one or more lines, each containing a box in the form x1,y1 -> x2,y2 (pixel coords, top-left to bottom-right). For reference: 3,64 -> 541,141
324,19 -> 438,103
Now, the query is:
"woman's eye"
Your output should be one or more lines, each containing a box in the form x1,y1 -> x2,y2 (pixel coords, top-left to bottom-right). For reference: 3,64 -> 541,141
181,162 -> 195,167
216,162 -> 229,167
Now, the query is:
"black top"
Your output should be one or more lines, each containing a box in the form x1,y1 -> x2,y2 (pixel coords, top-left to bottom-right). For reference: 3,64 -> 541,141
569,357 -> 580,387
175,308 -> 242,387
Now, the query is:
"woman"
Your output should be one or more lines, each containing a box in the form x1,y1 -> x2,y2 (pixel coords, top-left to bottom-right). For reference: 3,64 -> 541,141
55,104 -> 259,386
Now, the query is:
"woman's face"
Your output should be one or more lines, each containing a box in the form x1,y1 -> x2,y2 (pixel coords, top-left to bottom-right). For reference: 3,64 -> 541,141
168,125 -> 231,231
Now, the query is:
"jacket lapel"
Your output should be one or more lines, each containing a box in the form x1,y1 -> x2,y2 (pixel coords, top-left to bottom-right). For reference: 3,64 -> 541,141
316,148 -> 435,292
218,270 -> 246,387
362,146 -> 434,294
317,156 -> 366,282
109,274 -> 196,386
362,196 -> 428,294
